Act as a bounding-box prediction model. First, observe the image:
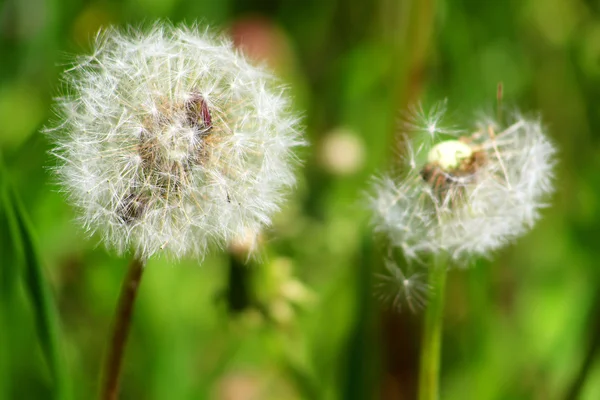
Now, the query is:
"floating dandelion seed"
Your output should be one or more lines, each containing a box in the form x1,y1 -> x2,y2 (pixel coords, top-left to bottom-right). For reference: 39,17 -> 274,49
404,100 -> 461,138
48,23 -> 304,260
369,103 -> 556,309
375,260 -> 429,312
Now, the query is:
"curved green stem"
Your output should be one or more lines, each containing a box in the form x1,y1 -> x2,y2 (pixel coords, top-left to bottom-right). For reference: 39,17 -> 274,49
418,254 -> 448,400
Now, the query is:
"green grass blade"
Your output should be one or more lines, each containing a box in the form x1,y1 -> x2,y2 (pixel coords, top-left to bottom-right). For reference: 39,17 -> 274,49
0,153 -> 21,297
1,157 -> 70,400
0,158 -> 22,400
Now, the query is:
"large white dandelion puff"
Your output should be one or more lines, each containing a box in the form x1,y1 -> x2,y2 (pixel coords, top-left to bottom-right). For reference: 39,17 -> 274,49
48,23 -> 304,260
370,103 -> 556,264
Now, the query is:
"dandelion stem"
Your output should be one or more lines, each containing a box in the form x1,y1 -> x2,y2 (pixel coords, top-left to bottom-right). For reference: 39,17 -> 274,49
100,257 -> 145,400
418,253 -> 448,400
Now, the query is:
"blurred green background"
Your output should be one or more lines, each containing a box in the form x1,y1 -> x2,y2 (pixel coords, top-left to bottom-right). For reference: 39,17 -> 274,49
1,0 -> 599,399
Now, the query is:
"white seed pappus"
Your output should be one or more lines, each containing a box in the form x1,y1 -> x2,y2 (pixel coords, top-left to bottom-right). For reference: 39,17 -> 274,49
48,24 -> 304,260
369,103 -> 556,264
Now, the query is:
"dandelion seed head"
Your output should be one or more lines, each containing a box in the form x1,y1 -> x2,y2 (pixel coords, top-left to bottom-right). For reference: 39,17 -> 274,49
369,102 -> 556,262
48,23 -> 304,260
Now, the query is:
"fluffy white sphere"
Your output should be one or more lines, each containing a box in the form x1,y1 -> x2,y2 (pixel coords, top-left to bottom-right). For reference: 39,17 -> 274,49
49,24 -> 304,260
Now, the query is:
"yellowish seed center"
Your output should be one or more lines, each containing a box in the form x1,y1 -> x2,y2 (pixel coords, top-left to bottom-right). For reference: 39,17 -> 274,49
427,140 -> 473,170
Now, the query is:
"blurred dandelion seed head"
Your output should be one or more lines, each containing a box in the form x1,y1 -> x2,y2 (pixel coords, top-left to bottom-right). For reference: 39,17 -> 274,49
48,23 -> 304,259
370,102 -> 556,264
318,127 -> 365,175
